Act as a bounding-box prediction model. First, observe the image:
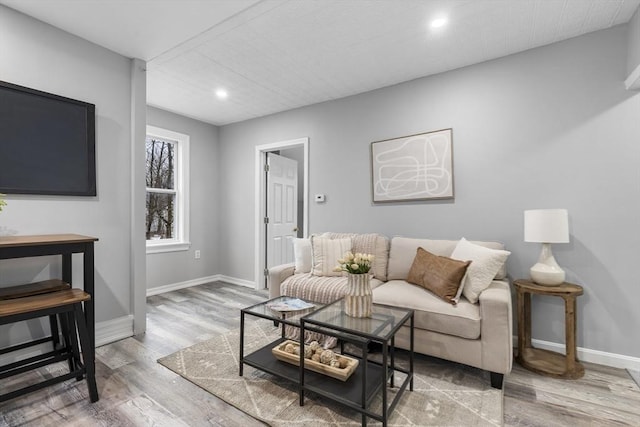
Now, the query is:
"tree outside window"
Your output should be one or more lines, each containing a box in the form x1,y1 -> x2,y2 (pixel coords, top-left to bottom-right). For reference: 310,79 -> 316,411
146,136 -> 176,240
145,125 -> 190,253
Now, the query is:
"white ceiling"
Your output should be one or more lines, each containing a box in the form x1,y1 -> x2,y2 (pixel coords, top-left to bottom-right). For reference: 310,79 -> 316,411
2,0 -> 639,126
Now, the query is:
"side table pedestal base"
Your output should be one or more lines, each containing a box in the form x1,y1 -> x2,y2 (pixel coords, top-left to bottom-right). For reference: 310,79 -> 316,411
514,279 -> 585,380
516,347 -> 584,379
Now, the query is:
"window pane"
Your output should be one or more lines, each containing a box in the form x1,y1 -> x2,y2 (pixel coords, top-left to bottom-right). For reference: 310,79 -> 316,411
145,137 -> 175,190
146,192 -> 176,240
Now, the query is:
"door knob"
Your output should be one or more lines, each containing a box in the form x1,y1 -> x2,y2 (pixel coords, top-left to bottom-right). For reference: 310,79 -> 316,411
293,227 -> 299,232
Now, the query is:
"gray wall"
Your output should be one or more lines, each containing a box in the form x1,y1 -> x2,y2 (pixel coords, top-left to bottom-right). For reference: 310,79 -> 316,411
219,25 -> 640,359
146,107 -> 220,290
0,4 -> 135,344
628,7 -> 640,76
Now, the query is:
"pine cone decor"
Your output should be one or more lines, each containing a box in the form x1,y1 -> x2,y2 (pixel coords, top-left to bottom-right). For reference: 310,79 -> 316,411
320,349 -> 336,365
303,346 -> 313,359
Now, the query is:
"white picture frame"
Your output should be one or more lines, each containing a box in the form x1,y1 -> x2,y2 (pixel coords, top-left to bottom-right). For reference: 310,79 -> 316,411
371,128 -> 454,203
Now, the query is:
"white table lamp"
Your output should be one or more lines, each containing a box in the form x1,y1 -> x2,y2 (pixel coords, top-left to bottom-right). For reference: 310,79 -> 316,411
524,209 -> 569,286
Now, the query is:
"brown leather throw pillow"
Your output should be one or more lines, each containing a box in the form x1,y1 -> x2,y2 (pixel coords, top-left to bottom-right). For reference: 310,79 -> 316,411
406,247 -> 471,305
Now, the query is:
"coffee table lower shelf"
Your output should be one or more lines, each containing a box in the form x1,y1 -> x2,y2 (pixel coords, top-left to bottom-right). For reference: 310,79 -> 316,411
243,337 -> 385,408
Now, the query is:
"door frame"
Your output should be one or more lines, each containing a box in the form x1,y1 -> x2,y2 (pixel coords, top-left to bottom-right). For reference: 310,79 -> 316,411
254,137 -> 309,290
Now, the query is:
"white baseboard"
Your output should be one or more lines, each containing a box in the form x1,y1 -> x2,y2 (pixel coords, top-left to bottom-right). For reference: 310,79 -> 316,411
215,275 -> 256,289
146,275 -> 257,296
146,275 -> 220,296
96,315 -> 133,347
0,276 -> 253,366
146,276 -> 640,371
3,310 -> 639,374
513,336 -> 640,371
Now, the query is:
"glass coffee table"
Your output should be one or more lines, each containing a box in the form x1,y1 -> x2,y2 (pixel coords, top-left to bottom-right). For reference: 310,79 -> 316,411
239,296 -> 323,380
301,299 -> 414,426
239,296 -> 414,427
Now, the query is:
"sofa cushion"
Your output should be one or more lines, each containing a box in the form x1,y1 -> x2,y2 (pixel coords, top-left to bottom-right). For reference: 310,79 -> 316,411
293,238 -> 312,274
310,236 -> 351,276
387,237 -> 507,281
406,247 -> 470,305
372,280 -> 481,340
321,232 -> 389,281
281,273 -> 384,304
451,238 -> 511,304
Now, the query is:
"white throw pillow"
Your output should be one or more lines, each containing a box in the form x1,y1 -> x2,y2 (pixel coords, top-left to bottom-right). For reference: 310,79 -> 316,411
311,236 -> 352,277
293,238 -> 312,274
451,237 -> 511,304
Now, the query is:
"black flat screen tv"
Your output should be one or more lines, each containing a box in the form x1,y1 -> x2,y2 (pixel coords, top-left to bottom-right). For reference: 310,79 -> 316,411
0,80 -> 96,196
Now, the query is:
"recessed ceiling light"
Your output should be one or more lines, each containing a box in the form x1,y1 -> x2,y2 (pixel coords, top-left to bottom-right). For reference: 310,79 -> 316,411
430,17 -> 448,29
215,88 -> 228,100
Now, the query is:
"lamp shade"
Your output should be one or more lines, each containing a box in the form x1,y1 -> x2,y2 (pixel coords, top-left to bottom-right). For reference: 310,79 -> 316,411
524,209 -> 569,243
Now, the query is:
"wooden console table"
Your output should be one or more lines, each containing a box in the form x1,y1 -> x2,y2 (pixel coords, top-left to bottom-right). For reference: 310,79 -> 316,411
514,279 -> 584,379
0,234 -> 98,351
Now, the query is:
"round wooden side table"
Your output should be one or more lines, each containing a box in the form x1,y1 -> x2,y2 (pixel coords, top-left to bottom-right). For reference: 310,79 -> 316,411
514,279 -> 584,379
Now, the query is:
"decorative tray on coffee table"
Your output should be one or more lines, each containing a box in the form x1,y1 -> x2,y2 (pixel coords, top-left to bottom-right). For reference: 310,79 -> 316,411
272,340 -> 358,381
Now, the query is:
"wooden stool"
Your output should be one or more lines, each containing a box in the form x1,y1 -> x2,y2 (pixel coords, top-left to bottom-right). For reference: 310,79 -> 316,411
0,279 -> 71,351
0,289 -> 98,403
0,279 -> 70,299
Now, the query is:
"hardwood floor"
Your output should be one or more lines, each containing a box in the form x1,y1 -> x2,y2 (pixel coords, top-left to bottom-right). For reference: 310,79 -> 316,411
1,281 -> 639,426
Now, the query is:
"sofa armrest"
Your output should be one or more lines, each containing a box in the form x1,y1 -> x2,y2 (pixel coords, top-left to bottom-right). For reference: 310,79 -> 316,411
479,280 -> 513,375
268,263 -> 295,299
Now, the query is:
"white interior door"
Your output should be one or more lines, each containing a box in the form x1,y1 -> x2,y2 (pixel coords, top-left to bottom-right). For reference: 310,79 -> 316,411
266,153 -> 298,274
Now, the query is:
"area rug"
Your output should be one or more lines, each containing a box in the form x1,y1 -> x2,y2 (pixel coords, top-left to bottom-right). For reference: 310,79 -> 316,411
158,320 -> 502,426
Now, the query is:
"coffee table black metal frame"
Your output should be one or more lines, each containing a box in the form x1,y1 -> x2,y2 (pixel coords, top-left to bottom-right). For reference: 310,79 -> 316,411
300,299 -> 414,427
239,296 -> 324,380
239,296 -> 414,427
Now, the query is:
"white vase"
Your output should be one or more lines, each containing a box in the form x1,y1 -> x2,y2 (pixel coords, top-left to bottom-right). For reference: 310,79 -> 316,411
344,273 -> 372,318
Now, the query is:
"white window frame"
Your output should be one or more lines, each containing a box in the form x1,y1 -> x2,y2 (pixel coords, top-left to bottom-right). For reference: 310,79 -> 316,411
145,125 -> 190,254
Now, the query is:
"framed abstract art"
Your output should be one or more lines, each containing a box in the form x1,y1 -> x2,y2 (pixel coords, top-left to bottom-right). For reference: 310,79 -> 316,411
371,128 -> 454,203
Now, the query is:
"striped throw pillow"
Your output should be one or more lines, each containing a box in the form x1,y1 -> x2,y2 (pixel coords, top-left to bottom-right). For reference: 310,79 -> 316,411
310,236 -> 352,277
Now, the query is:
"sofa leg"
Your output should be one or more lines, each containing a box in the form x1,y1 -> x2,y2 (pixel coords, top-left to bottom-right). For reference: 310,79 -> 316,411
490,372 -> 504,389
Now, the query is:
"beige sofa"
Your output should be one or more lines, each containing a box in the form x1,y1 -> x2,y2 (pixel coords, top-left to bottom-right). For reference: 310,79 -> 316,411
268,232 -> 512,389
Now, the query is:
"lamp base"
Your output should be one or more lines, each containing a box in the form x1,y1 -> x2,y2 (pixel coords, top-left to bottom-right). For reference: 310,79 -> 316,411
530,243 -> 566,286
530,264 -> 565,286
